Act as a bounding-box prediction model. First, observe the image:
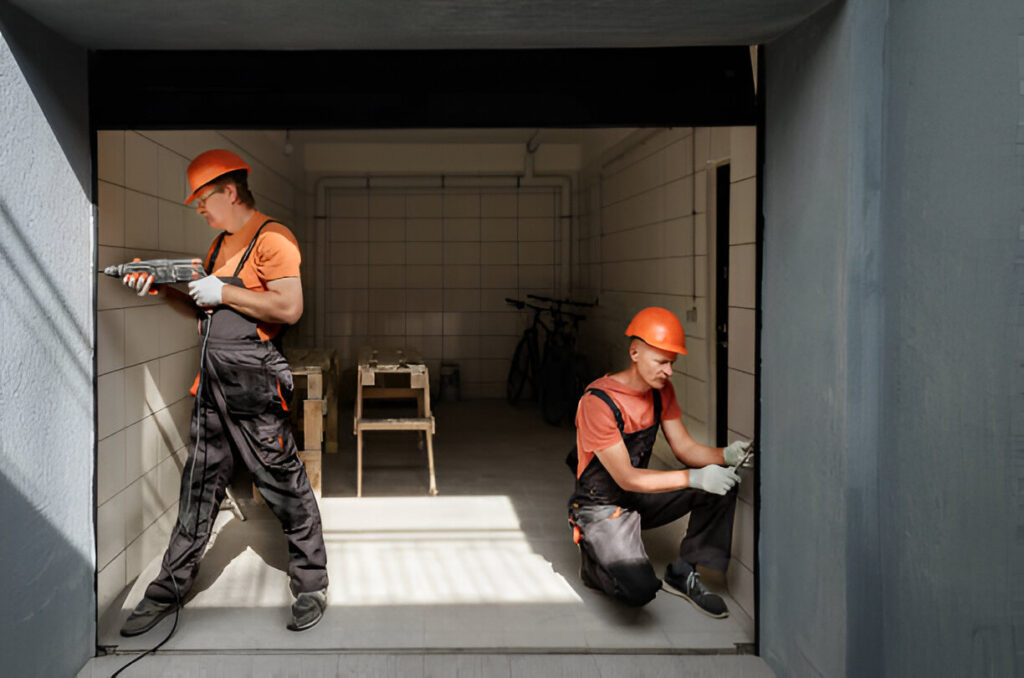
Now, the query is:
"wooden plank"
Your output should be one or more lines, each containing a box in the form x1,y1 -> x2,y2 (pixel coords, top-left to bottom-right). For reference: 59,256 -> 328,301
298,449 -> 322,497
304,399 -> 324,448
361,387 -> 418,400
306,371 -> 323,399
355,417 -> 434,431
358,345 -> 424,367
325,392 -> 339,454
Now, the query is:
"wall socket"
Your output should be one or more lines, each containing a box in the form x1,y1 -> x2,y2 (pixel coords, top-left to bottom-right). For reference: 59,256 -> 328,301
686,307 -> 697,322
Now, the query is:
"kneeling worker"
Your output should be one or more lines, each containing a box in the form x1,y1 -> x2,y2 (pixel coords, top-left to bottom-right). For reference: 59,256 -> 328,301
119,149 -> 329,635
568,307 -> 752,616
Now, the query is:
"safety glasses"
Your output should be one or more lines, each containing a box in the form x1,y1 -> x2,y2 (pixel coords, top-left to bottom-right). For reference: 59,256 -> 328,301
194,187 -> 222,209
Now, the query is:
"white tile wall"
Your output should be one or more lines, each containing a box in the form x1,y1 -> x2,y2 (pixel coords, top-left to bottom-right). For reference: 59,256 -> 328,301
727,369 -> 755,439
323,186 -> 559,398
729,244 -> 758,309
728,307 -> 757,375
730,126 -> 757,181
95,130 -> 306,623
409,218 -> 444,241
730,177 -> 757,245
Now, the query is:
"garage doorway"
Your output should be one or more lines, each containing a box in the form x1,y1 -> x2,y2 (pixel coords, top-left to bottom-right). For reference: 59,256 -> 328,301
93,124 -> 759,665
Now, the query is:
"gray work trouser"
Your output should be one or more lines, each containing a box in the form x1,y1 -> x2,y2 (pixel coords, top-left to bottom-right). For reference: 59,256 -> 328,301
144,339 -> 328,605
570,486 -> 737,607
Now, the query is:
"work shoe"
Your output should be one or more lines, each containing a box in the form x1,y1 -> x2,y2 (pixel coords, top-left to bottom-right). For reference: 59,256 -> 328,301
287,589 -> 327,631
662,562 -> 729,618
119,598 -> 177,637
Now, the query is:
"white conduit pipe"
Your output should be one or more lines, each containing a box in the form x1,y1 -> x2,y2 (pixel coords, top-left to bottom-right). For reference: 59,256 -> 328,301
518,148 -> 575,296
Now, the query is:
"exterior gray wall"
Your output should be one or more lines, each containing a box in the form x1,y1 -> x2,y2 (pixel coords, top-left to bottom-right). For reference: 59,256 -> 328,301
880,0 -> 1022,675
0,2 -> 94,677
762,0 -> 1022,676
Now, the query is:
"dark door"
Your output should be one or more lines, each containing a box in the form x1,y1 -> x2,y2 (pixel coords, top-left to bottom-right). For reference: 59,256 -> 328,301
714,163 -> 730,447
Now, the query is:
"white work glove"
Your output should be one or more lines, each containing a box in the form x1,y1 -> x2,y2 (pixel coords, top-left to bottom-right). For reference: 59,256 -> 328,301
723,439 -> 754,468
688,465 -> 740,495
188,275 -> 225,306
122,271 -> 155,296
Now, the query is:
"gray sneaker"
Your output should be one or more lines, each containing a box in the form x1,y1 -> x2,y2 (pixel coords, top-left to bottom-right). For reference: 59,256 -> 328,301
662,562 -> 729,618
287,589 -> 327,631
120,598 -> 177,637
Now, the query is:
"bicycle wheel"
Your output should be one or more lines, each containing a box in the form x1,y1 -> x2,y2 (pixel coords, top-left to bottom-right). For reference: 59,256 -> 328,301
506,336 -> 532,404
539,346 -> 572,425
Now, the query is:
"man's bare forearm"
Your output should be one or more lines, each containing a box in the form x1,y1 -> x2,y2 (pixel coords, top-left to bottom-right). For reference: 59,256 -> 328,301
220,279 -> 302,324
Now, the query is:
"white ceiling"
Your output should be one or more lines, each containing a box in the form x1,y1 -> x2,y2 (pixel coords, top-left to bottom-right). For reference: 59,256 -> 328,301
11,0 -> 830,51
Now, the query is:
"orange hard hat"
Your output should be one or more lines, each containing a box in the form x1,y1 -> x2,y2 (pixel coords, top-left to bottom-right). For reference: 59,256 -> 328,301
184,149 -> 250,204
625,307 -> 687,355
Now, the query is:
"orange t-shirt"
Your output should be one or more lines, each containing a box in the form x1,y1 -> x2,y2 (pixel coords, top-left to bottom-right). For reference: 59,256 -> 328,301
574,375 -> 682,477
204,211 -> 301,341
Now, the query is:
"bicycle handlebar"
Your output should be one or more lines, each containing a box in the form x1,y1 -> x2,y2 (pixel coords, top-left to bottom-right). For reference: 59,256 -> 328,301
506,297 -> 586,326
505,297 -> 550,314
526,293 -> 597,308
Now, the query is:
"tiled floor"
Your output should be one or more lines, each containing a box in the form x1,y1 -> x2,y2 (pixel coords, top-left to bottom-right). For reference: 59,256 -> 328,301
87,400 -> 764,677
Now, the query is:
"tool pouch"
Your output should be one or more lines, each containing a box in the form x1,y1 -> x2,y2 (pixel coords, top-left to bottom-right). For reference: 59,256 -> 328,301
207,345 -> 276,417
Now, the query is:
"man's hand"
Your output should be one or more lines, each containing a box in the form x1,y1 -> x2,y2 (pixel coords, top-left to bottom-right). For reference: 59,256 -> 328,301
723,440 -> 754,468
688,465 -> 740,495
188,275 -> 225,306
121,257 -> 158,296
122,271 -> 156,296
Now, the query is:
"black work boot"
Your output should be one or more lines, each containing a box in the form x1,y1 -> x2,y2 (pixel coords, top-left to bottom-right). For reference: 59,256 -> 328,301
287,589 -> 327,631
120,598 -> 177,637
662,561 -> 729,618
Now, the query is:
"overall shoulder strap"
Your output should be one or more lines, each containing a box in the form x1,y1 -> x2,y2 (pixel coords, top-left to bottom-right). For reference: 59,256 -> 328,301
652,387 -> 662,423
232,219 -> 278,277
585,388 -> 624,432
206,232 -> 227,273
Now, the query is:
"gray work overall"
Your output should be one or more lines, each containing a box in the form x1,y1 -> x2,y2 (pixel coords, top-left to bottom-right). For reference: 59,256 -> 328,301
145,221 -> 328,605
568,388 -> 736,607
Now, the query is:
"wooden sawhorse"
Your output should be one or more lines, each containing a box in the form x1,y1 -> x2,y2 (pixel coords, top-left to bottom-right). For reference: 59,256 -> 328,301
353,347 -> 438,497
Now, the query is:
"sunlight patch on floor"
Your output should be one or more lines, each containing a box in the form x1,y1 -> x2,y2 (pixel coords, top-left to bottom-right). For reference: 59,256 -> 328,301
182,495 -> 582,608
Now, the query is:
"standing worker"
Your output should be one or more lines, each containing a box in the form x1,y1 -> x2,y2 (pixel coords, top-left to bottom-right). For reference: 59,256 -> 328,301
119,149 -> 329,635
568,307 -> 752,616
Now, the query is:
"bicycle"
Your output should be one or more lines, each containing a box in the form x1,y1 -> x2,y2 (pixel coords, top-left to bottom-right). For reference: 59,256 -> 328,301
505,294 -> 597,425
504,298 -> 552,405
526,294 -> 596,425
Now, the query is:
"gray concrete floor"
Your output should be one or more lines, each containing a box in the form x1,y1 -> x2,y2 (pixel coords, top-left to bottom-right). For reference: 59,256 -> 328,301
86,400 -> 764,677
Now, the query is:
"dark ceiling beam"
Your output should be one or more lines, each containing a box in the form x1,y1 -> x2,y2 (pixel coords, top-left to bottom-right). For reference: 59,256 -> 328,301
90,47 -> 757,129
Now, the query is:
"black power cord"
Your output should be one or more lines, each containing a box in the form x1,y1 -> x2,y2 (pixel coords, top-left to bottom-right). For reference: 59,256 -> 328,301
109,578 -> 181,678
111,313 -> 213,677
